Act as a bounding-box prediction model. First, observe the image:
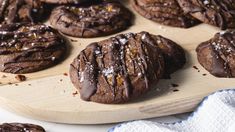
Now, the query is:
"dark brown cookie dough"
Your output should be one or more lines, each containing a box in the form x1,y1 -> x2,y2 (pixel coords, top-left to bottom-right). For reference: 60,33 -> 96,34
0,123 -> 45,132
176,0 -> 235,30
40,0 -> 87,4
0,23 -> 66,74
70,32 -> 165,104
131,0 -> 200,28
50,1 -> 132,38
196,30 -> 235,77
152,35 -> 186,78
0,0 -> 44,24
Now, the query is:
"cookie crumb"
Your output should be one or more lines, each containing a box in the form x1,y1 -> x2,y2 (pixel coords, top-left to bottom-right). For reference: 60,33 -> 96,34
72,91 -> 78,97
60,79 -> 63,82
173,89 -> 179,92
193,66 -> 200,72
171,83 -> 179,87
28,84 -> 32,86
193,66 -> 198,70
8,82 -> 12,85
202,73 -> 207,76
15,84 -> 19,86
63,73 -> 68,76
15,75 -> 27,82
70,39 -> 78,42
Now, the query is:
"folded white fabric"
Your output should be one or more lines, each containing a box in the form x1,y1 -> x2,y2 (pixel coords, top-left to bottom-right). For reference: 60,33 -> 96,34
110,89 -> 235,132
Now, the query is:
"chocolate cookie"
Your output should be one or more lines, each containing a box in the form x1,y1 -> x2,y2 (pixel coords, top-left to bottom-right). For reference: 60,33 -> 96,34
50,1 -> 132,38
0,23 -> 66,74
131,0 -> 200,28
0,0 -> 44,24
176,0 -> 235,30
0,123 -> 45,132
70,32 -> 165,104
152,35 -> 186,77
40,0 -> 87,4
196,30 -> 235,77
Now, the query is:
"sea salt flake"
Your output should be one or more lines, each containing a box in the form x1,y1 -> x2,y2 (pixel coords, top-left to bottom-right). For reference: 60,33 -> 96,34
119,38 -> 128,45
203,0 -> 209,5
51,57 -> 56,61
102,66 -> 114,76
141,34 -> 146,40
80,72 -> 84,82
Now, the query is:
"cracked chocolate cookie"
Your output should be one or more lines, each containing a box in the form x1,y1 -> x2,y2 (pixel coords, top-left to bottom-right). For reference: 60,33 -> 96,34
40,0 -> 87,4
50,1 -> 132,38
0,123 -> 45,132
196,30 -> 235,77
0,0 -> 44,24
153,35 -> 186,78
70,32 -> 165,104
176,0 -> 235,30
0,23 -> 66,74
131,0 -> 200,28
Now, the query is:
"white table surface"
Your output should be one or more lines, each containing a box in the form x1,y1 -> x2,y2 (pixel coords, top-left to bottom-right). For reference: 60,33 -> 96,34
0,107 -> 190,132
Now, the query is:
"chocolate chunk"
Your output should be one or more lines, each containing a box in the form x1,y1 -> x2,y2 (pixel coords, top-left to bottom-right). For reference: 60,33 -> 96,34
131,0 -> 200,28
196,30 -> 235,77
50,0 -> 132,38
0,23 -> 67,74
15,74 -> 27,81
70,32 -> 165,104
177,0 -> 235,30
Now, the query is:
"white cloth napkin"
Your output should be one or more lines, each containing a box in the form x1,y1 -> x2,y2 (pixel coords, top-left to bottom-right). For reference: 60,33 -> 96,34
109,89 -> 235,132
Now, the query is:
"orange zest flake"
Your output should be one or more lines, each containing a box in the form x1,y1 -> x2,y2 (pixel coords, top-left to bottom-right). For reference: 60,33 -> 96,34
106,5 -> 113,12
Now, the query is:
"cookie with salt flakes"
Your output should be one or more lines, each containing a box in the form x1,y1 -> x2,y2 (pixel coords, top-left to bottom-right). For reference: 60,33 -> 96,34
0,23 -> 66,74
70,32 -> 165,104
50,0 -> 132,38
197,30 -> 235,77
131,0 -> 200,28
176,0 -> 235,30
0,0 -> 45,24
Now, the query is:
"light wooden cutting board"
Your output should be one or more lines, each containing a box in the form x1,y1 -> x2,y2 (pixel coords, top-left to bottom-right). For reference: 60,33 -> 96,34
0,0 -> 234,124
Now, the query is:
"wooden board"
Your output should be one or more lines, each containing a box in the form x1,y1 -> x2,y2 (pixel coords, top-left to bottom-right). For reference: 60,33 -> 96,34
0,0 -> 234,124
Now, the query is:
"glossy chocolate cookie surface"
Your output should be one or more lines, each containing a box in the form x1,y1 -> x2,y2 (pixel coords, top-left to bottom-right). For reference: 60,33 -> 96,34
177,0 -> 235,29
197,30 -> 235,77
131,0 -> 200,28
0,23 -> 66,74
40,0 -> 87,4
70,32 -> 165,104
152,35 -> 186,78
50,1 -> 132,38
0,0 -> 44,24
